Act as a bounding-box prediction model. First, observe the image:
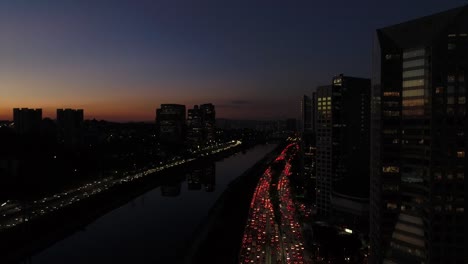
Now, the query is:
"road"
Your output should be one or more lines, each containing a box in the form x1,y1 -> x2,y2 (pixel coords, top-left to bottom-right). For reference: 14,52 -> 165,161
0,141 -> 242,230
239,143 -> 311,264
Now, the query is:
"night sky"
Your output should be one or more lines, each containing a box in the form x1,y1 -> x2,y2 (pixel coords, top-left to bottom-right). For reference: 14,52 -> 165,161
0,0 -> 465,121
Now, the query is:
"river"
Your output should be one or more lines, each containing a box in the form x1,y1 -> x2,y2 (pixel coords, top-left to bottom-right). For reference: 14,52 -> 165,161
28,143 -> 276,264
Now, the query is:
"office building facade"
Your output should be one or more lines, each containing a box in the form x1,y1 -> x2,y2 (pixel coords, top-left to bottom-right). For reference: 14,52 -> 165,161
187,104 -> 216,146
315,75 -> 371,216
156,104 -> 186,144
370,6 -> 467,263
200,103 -> 216,143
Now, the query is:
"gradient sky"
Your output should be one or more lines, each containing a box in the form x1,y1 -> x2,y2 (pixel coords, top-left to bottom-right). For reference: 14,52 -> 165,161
0,0 -> 466,121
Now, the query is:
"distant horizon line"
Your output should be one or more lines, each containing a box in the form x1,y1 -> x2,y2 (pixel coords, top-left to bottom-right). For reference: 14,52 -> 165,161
0,117 -> 295,123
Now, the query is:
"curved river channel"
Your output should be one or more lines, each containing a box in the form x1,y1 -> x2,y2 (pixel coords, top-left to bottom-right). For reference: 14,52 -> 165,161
28,144 -> 277,264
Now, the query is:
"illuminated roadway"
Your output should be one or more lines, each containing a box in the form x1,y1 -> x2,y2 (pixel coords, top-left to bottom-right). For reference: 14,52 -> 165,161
239,143 -> 311,264
0,140 -> 242,230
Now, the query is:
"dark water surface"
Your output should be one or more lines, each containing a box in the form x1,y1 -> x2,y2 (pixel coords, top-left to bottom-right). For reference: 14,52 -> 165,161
30,144 -> 276,264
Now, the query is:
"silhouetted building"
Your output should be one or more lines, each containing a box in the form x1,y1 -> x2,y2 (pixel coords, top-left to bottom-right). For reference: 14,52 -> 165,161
311,92 -> 316,133
370,6 -> 467,264
315,74 -> 371,217
57,109 -> 84,147
315,85 -> 332,214
187,105 -> 203,146
156,104 -> 186,144
301,93 -> 317,200
200,103 -> 216,143
13,108 -> 42,135
301,95 -> 313,132
187,104 -> 216,146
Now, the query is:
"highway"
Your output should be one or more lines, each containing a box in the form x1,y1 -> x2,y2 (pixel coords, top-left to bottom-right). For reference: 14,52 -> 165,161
239,143 -> 311,264
0,140 -> 242,231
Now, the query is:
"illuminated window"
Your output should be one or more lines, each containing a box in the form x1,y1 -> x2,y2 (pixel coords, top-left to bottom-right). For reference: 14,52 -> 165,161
456,208 -> 464,213
384,92 -> 400,97
403,49 -> 425,59
459,97 -> 466,104
403,109 -> 424,116
457,151 -> 465,158
402,98 -> 424,107
435,87 -> 444,94
403,79 -> 425,88
403,59 -> 424,69
384,111 -> 400,117
403,89 -> 424,97
383,166 -> 400,173
448,43 -> 456,50
387,203 -> 398,209
448,75 -> 456,83
403,69 -> 425,78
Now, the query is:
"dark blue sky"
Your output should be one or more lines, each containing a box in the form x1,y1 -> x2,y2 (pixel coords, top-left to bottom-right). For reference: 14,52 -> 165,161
0,0 -> 466,121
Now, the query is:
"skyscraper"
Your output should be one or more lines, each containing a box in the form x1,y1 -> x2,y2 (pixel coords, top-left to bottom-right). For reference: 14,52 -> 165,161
187,104 -> 216,146
200,103 -> 216,143
370,6 -> 467,263
301,95 -> 312,133
56,109 -> 84,147
156,104 -> 186,144
187,105 -> 203,146
13,108 -> 42,135
315,75 -> 371,216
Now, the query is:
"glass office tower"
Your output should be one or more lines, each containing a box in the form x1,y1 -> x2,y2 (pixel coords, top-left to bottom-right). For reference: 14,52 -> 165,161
370,5 -> 467,264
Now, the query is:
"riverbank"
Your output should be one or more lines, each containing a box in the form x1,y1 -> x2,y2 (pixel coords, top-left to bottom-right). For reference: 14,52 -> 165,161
0,142 -> 247,264
184,142 -> 286,264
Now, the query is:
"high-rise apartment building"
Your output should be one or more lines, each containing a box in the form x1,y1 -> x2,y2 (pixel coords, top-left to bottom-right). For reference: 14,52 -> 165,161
56,109 -> 84,147
187,105 -> 203,145
315,75 -> 371,216
370,6 -> 467,264
200,103 -> 216,143
156,104 -> 186,144
187,104 -> 216,146
13,108 -> 42,135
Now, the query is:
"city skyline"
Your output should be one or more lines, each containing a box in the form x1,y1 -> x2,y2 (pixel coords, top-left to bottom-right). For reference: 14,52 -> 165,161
1,3 -> 466,263
1,0 -> 465,121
